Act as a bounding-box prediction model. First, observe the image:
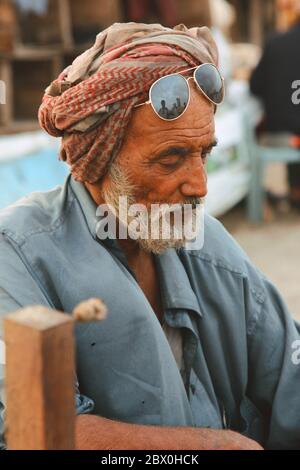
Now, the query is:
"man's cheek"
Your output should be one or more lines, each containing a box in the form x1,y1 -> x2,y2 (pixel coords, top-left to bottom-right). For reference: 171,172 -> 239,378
146,178 -> 180,203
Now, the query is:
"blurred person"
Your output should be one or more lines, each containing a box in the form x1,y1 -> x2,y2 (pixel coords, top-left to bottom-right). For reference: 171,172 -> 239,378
0,22 -> 299,451
170,97 -> 184,118
250,0 -> 300,208
158,99 -> 169,118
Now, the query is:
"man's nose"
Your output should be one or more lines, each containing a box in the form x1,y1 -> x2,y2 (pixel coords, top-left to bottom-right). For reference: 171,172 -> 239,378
180,159 -> 208,198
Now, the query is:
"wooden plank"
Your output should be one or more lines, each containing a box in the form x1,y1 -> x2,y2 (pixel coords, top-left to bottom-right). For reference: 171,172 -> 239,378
0,59 -> 12,126
12,46 -> 62,60
249,0 -> 263,46
0,120 -> 39,135
4,306 -> 75,450
58,0 -> 74,50
176,0 -> 212,28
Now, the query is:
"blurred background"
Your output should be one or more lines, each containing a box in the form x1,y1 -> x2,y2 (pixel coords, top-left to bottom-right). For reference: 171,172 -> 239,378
0,0 -> 299,319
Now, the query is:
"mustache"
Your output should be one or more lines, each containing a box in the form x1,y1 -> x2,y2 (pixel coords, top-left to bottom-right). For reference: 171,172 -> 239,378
182,197 -> 205,209
103,160 -> 205,211
148,197 -> 205,210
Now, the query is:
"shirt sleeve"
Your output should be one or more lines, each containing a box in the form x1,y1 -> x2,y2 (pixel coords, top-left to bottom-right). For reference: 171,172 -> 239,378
245,274 -> 300,449
0,235 -> 94,450
75,378 -> 95,416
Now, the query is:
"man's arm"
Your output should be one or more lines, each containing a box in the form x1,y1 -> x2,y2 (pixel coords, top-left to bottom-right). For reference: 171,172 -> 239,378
75,415 -> 263,450
245,275 -> 300,449
0,236 -> 95,449
0,235 -> 263,451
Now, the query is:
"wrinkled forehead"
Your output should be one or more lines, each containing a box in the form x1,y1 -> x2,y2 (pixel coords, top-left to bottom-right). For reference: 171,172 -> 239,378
128,82 -> 215,142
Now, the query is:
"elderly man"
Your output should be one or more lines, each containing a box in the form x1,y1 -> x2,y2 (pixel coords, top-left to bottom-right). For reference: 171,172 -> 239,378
0,23 -> 299,451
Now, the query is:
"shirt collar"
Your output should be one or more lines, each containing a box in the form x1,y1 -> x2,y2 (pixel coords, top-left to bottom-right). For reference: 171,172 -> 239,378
69,176 -> 99,239
155,249 -> 203,319
69,176 -> 203,319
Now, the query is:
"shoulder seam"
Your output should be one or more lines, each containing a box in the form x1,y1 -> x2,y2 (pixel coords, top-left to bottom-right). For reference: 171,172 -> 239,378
0,188 -> 75,246
0,234 -> 56,309
187,250 -> 246,276
0,285 -> 22,308
189,251 -> 265,301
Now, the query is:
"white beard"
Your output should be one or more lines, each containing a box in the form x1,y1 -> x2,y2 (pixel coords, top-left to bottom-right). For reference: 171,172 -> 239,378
101,162 -> 205,254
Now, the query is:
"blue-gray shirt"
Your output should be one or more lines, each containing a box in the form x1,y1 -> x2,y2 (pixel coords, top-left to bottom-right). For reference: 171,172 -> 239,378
0,175 -> 299,450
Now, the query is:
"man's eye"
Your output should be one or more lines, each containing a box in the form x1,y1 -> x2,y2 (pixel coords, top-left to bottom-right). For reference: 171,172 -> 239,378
159,156 -> 181,168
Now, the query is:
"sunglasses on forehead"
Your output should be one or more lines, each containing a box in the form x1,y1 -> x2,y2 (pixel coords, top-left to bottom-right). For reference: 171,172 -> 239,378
135,63 -> 225,121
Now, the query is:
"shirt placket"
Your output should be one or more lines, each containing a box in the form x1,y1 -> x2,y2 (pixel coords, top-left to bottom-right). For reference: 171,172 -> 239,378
164,310 -> 199,397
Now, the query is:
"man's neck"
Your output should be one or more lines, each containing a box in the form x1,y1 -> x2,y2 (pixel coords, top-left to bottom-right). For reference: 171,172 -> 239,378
118,238 -> 153,273
85,182 -> 164,324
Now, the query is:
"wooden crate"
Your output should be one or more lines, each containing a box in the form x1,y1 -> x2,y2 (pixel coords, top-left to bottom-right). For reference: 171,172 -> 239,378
0,0 -> 124,133
12,54 -> 61,121
70,0 -> 122,45
13,0 -> 73,50
15,0 -> 63,47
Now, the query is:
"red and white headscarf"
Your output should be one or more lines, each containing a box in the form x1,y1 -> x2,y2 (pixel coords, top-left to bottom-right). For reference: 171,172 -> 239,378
39,22 -> 218,183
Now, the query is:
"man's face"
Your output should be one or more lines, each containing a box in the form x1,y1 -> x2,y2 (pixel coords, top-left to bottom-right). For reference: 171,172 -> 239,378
98,80 -> 216,253
103,81 -> 216,208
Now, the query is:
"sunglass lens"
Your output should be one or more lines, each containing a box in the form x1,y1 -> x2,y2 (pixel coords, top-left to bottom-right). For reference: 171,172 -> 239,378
195,64 -> 224,104
150,74 -> 189,120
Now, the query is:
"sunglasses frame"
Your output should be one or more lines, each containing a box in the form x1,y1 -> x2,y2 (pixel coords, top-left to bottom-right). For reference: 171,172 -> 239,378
135,63 -> 225,122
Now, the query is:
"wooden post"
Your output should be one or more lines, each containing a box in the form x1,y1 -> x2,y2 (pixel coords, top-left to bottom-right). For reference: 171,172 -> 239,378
3,306 -> 75,450
0,58 -> 12,128
58,0 -> 74,50
249,0 -> 263,46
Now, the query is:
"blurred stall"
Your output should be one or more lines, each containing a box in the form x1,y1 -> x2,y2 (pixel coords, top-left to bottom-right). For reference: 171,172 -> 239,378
0,0 -> 280,215
0,0 -> 122,208
204,0 -> 261,216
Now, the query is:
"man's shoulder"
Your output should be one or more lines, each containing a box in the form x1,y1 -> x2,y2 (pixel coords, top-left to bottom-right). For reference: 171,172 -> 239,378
182,214 -> 268,307
264,25 -> 300,51
0,177 -> 73,245
184,214 -> 252,277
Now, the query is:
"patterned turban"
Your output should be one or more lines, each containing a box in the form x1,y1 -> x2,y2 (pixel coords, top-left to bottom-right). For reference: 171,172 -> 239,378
38,22 -> 218,183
